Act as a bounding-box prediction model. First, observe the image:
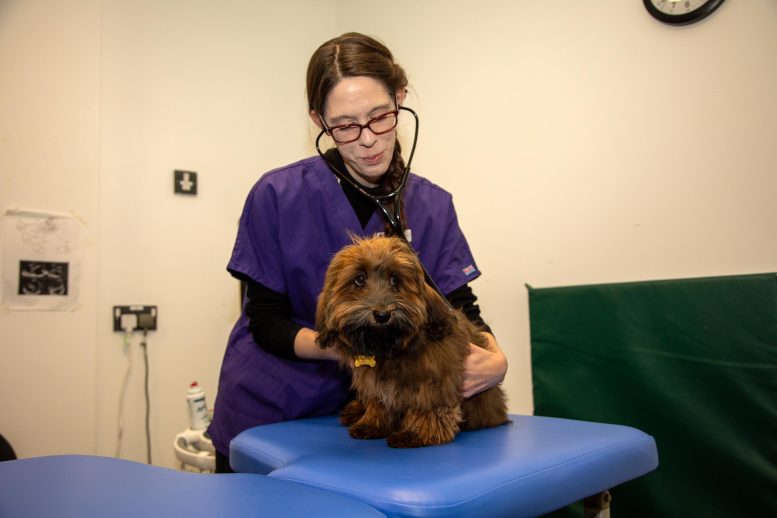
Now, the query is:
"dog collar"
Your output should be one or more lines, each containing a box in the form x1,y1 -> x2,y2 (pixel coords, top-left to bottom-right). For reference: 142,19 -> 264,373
354,355 -> 376,368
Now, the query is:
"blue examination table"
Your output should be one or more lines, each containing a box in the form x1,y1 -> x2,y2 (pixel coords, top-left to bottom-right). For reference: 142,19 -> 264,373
0,454 -> 384,517
231,414 -> 659,517
0,415 -> 657,517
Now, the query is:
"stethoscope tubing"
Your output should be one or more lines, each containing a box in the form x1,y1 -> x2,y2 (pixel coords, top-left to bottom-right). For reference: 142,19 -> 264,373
315,106 -> 451,306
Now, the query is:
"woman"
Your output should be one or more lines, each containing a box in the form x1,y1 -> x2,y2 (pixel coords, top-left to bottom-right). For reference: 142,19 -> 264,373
209,32 -> 507,472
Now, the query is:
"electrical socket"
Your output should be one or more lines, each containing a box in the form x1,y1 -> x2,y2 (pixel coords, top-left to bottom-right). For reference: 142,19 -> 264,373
113,305 -> 157,332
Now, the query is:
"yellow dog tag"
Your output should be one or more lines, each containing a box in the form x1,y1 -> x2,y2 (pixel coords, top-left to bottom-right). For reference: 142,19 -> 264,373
354,355 -> 376,368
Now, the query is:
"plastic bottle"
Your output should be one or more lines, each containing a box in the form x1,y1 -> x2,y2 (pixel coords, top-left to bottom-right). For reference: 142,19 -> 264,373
186,381 -> 210,430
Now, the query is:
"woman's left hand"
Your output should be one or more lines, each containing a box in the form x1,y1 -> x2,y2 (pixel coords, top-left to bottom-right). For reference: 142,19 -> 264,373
461,332 -> 508,398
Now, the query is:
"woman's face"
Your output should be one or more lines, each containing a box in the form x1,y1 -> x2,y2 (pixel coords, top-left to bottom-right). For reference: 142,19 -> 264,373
314,76 -> 401,187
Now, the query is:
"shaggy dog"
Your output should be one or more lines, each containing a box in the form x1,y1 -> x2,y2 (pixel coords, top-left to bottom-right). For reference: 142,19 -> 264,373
316,235 -> 508,448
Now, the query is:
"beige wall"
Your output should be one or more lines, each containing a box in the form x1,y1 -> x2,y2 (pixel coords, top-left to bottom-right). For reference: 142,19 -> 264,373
0,0 -> 100,456
2,0 -> 775,468
95,0 -> 337,467
338,0 -> 777,419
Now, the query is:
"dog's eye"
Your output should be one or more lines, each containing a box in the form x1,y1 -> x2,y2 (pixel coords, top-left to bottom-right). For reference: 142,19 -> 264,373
354,274 -> 366,287
389,274 -> 400,287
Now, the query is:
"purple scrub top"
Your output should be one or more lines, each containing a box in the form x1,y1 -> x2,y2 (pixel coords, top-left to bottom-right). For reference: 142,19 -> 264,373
208,155 -> 481,455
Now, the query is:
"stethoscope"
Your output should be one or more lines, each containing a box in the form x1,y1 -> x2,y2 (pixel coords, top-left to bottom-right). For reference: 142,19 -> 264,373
315,106 -> 450,305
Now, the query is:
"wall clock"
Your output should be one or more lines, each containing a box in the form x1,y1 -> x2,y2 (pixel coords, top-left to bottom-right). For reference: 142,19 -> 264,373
643,0 -> 726,26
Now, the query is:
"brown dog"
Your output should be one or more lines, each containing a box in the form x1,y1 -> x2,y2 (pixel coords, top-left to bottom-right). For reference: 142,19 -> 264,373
316,235 -> 507,448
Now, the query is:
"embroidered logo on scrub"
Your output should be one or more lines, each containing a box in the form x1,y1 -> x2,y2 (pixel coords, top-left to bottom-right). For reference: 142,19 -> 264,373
462,265 -> 476,276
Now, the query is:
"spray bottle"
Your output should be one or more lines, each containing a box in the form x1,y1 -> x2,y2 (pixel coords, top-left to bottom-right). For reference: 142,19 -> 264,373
186,381 -> 210,430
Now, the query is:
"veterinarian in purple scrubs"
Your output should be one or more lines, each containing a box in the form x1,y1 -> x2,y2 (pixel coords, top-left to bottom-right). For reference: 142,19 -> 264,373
209,32 -> 508,472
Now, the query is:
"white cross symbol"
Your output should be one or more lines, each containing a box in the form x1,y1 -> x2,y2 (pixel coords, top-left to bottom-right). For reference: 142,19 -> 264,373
179,172 -> 194,191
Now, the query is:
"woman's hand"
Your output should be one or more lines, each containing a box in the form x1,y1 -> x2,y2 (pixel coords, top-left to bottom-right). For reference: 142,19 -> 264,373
462,332 -> 508,398
294,328 -> 340,361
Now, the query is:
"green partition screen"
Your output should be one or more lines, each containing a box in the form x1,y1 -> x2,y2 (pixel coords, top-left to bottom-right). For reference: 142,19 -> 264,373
529,273 -> 777,517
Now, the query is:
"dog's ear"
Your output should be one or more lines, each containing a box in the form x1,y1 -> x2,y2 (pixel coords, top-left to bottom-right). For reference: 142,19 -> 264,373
316,326 -> 338,349
316,296 -> 340,349
422,283 -> 455,342
316,250 -> 346,349
315,280 -> 336,349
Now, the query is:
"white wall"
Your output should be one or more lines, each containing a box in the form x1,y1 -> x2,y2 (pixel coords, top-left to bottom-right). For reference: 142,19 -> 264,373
0,0 -> 100,457
1,0 -> 775,468
96,0 -> 336,466
337,0 -> 777,416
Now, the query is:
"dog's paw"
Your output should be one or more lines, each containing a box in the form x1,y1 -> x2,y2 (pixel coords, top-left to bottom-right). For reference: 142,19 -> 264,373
339,400 -> 365,427
349,422 -> 389,440
387,430 -> 424,448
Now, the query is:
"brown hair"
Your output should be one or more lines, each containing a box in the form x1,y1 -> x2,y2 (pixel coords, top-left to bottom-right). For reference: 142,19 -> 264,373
307,33 -> 410,235
306,32 -> 408,116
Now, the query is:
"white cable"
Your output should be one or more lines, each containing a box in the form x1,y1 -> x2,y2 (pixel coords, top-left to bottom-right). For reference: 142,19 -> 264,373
115,316 -> 136,457
140,329 -> 151,465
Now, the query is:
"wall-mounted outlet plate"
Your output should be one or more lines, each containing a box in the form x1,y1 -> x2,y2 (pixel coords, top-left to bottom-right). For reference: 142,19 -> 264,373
113,305 -> 157,332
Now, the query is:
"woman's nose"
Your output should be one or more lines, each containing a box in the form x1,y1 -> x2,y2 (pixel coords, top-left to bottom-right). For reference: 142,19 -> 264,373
358,126 -> 377,146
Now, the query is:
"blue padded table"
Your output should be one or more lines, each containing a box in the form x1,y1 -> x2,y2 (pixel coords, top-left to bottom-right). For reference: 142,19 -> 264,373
231,414 -> 659,517
0,454 -> 385,517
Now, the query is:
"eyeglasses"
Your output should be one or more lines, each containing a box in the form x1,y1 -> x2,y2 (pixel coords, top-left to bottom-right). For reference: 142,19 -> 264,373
321,109 -> 399,144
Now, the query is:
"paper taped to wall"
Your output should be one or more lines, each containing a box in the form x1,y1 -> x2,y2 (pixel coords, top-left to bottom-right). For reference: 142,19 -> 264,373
2,208 -> 82,311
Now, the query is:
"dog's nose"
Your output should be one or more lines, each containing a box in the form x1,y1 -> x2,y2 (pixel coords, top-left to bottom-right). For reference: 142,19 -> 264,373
373,310 -> 391,324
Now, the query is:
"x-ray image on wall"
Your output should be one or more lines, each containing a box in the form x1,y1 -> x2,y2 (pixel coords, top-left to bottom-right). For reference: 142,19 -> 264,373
2,209 -> 81,311
18,260 -> 70,296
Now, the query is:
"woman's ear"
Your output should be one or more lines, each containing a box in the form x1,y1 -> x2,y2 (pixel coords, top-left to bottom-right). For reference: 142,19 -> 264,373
310,110 -> 325,130
396,88 -> 407,107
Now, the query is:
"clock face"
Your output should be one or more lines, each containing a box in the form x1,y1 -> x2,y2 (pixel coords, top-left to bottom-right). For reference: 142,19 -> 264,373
644,0 -> 726,25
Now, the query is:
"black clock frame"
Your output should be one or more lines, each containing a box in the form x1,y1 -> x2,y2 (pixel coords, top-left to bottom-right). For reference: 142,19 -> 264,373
643,0 -> 726,26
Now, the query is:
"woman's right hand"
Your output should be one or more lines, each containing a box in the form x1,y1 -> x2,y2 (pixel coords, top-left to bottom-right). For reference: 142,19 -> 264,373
294,328 -> 340,361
